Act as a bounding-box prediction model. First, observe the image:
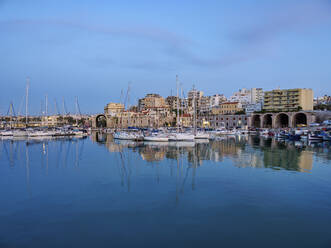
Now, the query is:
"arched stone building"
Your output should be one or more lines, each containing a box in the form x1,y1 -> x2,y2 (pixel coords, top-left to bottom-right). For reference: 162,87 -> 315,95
248,111 -> 316,128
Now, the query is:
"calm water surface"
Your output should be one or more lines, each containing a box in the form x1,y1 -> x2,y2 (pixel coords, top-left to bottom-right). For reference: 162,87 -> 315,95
1,133 -> 331,248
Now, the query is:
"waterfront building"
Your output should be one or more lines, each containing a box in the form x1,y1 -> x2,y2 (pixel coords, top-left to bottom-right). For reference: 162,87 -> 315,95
199,96 -> 212,113
314,95 -> 331,105
245,102 -> 262,114
138,94 -> 169,111
198,114 -> 248,129
250,88 -> 264,104
229,88 -> 251,105
41,115 -> 60,127
179,113 -> 192,127
104,103 -> 125,116
187,88 -> 203,108
166,96 -> 179,110
210,94 -> 227,107
211,102 -> 243,115
263,88 -> 313,112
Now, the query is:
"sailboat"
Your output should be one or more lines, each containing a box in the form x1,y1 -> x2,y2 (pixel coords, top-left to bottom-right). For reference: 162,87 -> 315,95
191,85 -> 210,140
168,76 -> 195,142
143,132 -> 170,142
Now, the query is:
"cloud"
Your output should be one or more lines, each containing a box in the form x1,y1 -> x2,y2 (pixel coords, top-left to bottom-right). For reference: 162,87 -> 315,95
231,0 -> 331,44
1,0 -> 330,71
0,18 -> 268,69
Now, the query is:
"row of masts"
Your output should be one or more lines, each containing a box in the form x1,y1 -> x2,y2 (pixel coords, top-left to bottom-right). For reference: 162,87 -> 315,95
3,77 -> 82,127
176,75 -> 197,134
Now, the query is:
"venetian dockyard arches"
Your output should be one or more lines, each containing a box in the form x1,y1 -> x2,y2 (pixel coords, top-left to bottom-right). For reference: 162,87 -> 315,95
275,113 -> 290,128
262,114 -> 273,128
95,114 -> 107,128
251,114 -> 261,128
293,112 -> 307,127
248,111 -> 315,129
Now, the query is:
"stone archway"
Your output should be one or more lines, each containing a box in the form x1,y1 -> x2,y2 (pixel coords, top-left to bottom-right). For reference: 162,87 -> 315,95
251,114 -> 261,128
262,114 -> 273,128
275,113 -> 289,128
96,115 -> 107,128
293,112 -> 307,127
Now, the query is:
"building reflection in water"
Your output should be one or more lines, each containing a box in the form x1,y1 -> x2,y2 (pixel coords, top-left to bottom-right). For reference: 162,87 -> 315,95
89,132 -> 331,203
1,133 -> 330,200
89,132 -> 331,173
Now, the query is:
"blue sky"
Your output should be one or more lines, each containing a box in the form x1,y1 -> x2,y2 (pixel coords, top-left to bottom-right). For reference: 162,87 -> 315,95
1,0 -> 331,114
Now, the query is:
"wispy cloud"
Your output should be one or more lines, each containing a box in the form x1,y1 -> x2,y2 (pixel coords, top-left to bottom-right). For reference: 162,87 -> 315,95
231,0 -> 331,44
1,0 -> 331,71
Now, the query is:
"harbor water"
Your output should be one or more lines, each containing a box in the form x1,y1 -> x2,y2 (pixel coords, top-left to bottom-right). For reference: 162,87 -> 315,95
0,133 -> 331,247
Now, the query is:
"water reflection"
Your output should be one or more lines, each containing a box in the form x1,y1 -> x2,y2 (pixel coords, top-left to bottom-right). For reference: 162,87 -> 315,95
1,134 -> 331,200
0,137 -> 87,196
91,132 -> 331,172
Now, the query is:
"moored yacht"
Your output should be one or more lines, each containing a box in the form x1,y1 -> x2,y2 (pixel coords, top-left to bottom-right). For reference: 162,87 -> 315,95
0,130 -> 13,136
168,132 -> 195,141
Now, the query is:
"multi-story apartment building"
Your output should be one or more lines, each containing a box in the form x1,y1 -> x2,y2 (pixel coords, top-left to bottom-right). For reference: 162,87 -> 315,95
314,95 -> 331,105
250,88 -> 264,104
211,102 -> 243,115
210,94 -> 227,107
138,94 -> 169,111
263,88 -> 313,112
199,96 -> 211,113
187,88 -> 203,108
229,88 -> 251,105
198,114 -> 248,129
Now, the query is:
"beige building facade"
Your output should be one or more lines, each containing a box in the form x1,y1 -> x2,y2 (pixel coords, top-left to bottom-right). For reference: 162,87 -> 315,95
212,102 -> 243,115
138,94 -> 168,111
263,88 -> 313,112
104,103 -> 125,115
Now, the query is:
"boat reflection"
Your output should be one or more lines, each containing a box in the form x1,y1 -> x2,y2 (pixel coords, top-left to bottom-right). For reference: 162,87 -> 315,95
1,133 -> 331,205
91,132 -> 331,172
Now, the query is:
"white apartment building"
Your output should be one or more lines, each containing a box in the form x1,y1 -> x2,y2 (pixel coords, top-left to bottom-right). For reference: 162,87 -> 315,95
229,88 -> 251,105
210,94 -> 227,107
250,88 -> 264,104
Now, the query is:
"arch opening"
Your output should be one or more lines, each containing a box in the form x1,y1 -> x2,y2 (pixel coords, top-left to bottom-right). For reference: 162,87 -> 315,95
293,113 -> 307,127
276,113 -> 289,128
96,115 -> 107,128
263,114 -> 273,128
251,115 -> 261,128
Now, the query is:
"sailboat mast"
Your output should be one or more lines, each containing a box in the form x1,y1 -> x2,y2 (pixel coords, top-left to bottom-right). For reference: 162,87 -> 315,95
45,94 -> 48,127
193,85 -> 197,135
75,96 -> 78,126
127,83 -> 131,128
176,75 -> 179,133
25,77 -> 30,126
